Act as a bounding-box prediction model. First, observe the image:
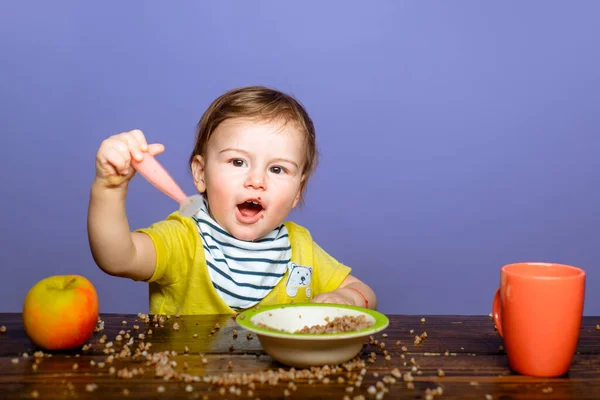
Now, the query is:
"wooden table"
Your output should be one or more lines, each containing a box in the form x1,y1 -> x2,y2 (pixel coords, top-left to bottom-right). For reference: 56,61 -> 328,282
0,313 -> 598,399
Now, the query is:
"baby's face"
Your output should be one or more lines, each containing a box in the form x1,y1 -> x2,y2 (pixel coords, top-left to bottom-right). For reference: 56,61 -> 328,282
193,117 -> 305,241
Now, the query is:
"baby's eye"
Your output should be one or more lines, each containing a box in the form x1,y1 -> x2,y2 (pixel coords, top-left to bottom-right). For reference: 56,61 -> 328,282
269,166 -> 286,175
231,159 -> 246,167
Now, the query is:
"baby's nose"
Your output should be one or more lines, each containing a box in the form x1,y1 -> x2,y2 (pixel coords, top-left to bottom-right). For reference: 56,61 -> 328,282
244,169 -> 266,189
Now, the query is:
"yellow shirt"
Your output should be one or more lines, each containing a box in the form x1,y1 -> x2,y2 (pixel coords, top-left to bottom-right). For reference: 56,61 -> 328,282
136,212 -> 351,315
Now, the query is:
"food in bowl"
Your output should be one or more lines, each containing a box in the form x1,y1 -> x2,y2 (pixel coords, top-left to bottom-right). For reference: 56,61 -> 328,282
258,315 -> 374,334
236,303 -> 389,368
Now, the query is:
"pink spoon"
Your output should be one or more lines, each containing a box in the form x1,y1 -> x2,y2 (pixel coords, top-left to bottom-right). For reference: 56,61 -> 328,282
131,153 -> 203,217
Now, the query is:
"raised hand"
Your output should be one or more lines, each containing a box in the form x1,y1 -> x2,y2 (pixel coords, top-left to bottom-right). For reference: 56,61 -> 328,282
95,130 -> 165,189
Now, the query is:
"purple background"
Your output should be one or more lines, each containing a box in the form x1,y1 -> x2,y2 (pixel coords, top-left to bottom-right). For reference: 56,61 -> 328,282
1,2 -> 599,316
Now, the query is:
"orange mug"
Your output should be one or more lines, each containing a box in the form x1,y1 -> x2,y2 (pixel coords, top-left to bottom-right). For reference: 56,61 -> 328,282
492,262 -> 585,377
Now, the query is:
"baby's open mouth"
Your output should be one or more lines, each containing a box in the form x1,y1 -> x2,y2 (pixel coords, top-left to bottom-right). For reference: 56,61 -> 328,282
237,200 -> 264,218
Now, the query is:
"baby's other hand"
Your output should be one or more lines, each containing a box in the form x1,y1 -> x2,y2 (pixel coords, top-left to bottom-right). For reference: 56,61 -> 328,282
95,130 -> 165,189
311,289 -> 356,307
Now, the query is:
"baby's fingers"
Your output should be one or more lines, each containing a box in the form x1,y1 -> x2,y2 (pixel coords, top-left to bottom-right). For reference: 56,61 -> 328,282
311,294 -> 352,306
101,147 -> 130,176
310,294 -> 331,303
119,132 -> 146,162
147,143 -> 165,156
129,129 -> 148,151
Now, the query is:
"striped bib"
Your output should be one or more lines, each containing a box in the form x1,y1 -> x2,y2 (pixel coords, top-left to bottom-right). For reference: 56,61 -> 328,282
192,198 -> 291,310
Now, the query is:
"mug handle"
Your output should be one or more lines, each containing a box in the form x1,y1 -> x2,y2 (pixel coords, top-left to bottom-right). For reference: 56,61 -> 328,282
492,288 -> 504,337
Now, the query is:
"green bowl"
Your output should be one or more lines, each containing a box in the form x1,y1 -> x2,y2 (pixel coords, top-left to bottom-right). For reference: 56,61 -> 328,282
237,303 -> 389,368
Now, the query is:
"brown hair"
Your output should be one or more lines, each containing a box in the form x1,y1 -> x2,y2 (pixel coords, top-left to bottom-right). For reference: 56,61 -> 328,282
189,86 -> 318,195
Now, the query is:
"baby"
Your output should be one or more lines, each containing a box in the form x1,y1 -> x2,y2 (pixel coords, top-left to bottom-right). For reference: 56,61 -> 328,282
88,86 -> 377,315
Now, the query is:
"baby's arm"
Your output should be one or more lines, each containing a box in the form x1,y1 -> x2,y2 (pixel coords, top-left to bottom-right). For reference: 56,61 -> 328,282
312,275 -> 378,310
87,130 -> 164,281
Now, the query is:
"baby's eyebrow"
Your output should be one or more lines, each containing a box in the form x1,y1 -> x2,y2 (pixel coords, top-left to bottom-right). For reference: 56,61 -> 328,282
271,158 -> 300,170
219,148 -> 249,155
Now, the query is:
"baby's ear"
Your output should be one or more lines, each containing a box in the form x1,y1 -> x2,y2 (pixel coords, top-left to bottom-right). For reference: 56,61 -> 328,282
191,155 -> 206,193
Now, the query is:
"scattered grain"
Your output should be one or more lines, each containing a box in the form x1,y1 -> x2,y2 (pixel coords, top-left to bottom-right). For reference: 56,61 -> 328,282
85,383 -> 98,392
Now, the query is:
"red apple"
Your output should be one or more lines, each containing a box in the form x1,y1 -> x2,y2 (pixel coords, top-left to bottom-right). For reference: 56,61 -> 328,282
22,275 -> 99,350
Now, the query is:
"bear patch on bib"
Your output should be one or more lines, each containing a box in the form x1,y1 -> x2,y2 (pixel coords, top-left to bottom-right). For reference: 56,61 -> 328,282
285,262 -> 312,298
